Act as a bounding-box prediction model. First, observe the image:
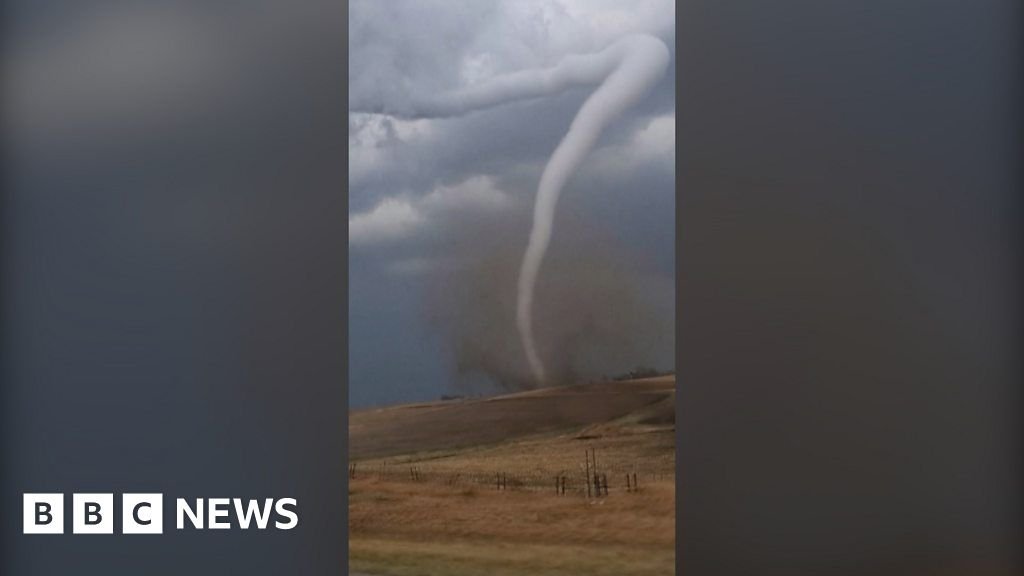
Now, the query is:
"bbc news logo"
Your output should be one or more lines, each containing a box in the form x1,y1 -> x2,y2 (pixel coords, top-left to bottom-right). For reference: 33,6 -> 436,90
23,494 -> 298,534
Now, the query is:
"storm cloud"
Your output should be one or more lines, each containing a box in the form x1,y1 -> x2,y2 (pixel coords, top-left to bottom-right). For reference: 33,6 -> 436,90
348,0 -> 676,405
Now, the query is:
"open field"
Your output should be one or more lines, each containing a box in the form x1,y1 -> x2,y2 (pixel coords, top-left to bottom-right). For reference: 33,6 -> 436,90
350,376 -> 674,460
349,376 -> 676,576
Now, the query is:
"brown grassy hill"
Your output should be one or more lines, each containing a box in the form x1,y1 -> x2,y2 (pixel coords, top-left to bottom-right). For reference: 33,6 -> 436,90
349,375 -> 676,576
349,376 -> 675,460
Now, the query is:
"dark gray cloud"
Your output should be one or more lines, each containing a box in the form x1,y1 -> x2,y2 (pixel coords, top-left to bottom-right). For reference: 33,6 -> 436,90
348,0 -> 675,406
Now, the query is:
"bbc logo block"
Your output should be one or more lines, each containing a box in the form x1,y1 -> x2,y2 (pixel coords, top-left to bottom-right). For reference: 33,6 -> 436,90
72,493 -> 114,534
23,493 -> 164,535
23,494 -> 64,534
122,494 -> 163,534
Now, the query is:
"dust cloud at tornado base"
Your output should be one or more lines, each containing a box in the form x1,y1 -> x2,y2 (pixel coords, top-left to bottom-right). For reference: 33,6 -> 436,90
422,212 -> 673,393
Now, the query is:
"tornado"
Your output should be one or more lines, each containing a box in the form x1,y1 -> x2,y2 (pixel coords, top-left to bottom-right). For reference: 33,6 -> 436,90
355,34 -> 670,384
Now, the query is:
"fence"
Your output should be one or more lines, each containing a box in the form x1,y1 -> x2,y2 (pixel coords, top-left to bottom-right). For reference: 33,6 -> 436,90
351,449 -> 663,498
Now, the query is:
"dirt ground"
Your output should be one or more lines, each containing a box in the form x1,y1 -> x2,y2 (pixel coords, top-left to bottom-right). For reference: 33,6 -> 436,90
349,377 -> 676,576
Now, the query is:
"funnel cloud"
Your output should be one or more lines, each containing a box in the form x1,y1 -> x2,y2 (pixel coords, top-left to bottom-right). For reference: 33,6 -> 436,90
353,34 -> 670,384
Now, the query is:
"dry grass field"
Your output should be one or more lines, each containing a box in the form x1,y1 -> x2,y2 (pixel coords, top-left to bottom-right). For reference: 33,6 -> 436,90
349,376 -> 676,576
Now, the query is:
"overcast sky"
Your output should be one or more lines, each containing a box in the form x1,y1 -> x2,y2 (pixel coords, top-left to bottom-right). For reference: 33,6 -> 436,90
349,0 -> 677,407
